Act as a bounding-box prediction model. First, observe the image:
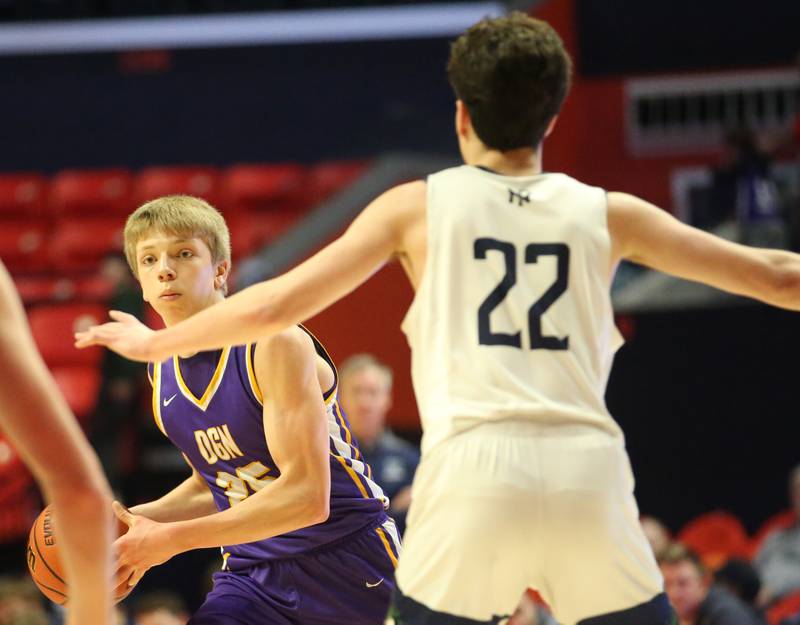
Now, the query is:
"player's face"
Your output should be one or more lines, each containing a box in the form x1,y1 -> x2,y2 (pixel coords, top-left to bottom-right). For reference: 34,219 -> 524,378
135,230 -> 227,325
340,367 -> 392,445
661,561 -> 708,619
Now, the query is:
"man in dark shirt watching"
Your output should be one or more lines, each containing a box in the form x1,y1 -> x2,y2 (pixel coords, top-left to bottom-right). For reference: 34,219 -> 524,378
660,543 -> 764,625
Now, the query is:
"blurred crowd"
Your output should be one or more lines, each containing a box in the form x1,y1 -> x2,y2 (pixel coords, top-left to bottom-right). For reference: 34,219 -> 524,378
0,579 -> 188,625
645,464 -> 800,625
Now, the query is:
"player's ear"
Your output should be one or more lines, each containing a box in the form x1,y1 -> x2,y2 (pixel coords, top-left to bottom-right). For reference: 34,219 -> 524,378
544,115 -> 558,138
214,259 -> 230,291
455,99 -> 470,139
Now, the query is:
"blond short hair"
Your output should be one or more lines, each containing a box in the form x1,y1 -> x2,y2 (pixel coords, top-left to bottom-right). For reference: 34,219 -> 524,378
124,195 -> 231,291
658,543 -> 706,577
339,353 -> 393,392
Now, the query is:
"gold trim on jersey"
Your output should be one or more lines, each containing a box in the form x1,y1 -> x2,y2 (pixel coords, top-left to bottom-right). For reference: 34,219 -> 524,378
331,453 -> 370,498
332,401 -> 361,461
245,343 -> 264,405
173,346 -> 232,411
375,527 -> 399,568
151,361 -> 167,436
298,324 -> 338,406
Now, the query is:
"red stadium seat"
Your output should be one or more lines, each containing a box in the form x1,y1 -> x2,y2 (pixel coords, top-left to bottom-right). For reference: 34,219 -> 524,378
0,432 -> 37,543
678,511 -> 751,570
14,274 -> 114,306
74,275 -> 115,302
227,210 -> 298,256
221,163 -> 307,215
226,212 -> 258,258
0,220 -> 50,272
14,275 -> 77,306
305,160 -> 368,205
49,217 -> 124,271
27,303 -> 107,367
51,365 -> 101,422
767,590 -> 800,625
135,165 -> 221,206
50,168 -> 134,217
0,173 -> 48,218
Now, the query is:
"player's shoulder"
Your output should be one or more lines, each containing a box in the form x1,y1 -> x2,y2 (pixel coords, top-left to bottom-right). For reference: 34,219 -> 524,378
605,192 -> 657,230
254,326 -> 313,362
376,179 -> 427,209
545,171 -> 605,196
364,179 -> 428,238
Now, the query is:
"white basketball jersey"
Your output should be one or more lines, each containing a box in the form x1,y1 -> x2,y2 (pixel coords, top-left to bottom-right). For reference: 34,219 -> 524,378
402,165 -> 624,455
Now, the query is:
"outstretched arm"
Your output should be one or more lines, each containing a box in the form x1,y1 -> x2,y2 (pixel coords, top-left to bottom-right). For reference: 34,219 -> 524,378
112,326 -> 332,585
0,261 -> 114,625
76,181 -> 425,361
608,192 -> 800,310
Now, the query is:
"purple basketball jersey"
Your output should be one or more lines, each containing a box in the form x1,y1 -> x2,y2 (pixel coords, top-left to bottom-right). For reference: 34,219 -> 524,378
148,329 -> 389,571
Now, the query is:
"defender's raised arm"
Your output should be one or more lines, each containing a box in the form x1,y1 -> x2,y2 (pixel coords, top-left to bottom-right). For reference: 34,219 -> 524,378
608,192 -> 800,310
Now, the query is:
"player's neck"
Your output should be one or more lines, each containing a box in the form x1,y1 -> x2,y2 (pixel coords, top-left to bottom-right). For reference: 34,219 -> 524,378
469,145 -> 542,177
163,290 -> 226,357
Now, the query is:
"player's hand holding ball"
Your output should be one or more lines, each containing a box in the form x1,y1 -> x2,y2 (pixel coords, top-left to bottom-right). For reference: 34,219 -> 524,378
112,501 -> 177,589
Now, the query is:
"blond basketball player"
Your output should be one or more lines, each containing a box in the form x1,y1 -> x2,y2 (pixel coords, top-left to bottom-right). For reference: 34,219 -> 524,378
101,197 -> 398,625
76,13 -> 800,625
0,259 -> 114,625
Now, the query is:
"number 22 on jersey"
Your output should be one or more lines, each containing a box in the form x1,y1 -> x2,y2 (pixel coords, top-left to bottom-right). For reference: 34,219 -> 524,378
474,238 -> 570,350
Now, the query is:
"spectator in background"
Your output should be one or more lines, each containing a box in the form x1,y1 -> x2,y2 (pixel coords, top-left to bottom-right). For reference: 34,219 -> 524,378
755,464 -> 800,607
91,253 -> 147,493
131,592 -> 188,625
660,543 -> 762,625
641,515 -> 672,560
709,127 -> 786,247
715,559 -> 766,624
339,354 -> 419,535
0,576 -> 50,625
715,559 -> 762,608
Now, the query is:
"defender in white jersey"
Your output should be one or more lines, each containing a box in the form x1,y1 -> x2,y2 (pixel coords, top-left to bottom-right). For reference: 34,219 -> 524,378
77,13 -> 800,625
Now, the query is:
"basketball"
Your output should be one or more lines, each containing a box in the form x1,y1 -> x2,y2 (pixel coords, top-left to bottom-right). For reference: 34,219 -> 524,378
26,504 -> 132,605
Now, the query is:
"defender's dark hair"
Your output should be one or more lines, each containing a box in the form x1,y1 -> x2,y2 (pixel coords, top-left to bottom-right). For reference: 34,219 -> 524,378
447,12 -> 572,151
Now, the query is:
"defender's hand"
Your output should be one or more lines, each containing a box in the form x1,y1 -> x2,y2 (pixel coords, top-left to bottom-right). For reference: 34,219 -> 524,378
74,311 -> 160,363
